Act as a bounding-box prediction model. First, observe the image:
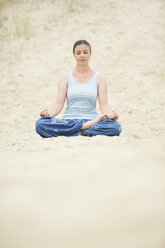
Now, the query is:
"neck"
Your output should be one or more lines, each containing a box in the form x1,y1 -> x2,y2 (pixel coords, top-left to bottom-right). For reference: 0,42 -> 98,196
75,65 -> 91,74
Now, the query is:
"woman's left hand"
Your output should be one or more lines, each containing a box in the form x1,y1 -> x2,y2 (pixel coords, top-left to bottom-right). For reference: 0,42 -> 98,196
107,110 -> 119,120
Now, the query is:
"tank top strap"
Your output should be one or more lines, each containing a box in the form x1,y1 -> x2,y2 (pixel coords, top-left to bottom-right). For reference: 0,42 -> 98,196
95,72 -> 98,77
68,71 -> 72,80
94,72 -> 98,83
90,71 -> 98,87
67,71 -> 73,86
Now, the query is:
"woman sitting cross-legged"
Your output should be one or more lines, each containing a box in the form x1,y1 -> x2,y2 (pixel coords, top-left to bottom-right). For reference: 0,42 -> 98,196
35,40 -> 122,138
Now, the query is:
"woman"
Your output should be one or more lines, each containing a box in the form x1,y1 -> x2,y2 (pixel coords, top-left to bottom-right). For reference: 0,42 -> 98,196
35,40 -> 122,138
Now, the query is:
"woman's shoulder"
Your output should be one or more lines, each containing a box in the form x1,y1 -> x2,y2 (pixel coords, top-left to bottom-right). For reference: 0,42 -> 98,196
59,72 -> 70,85
97,72 -> 107,85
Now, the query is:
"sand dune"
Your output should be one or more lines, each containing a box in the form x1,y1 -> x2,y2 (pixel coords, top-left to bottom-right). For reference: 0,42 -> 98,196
0,0 -> 165,247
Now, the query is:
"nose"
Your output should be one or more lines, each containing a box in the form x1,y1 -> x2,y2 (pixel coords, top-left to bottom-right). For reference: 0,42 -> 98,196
80,52 -> 84,57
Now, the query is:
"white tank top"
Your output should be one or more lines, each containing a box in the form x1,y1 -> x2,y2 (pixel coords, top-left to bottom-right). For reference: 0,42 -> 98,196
63,72 -> 98,119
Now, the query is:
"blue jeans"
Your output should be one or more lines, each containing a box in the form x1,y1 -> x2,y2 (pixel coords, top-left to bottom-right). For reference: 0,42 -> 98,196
35,117 -> 122,138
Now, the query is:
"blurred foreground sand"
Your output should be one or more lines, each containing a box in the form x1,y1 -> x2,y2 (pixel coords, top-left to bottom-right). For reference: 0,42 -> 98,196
0,0 -> 165,247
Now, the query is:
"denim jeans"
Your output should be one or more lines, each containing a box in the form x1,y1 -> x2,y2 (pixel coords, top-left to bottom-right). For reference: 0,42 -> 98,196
35,116 -> 122,138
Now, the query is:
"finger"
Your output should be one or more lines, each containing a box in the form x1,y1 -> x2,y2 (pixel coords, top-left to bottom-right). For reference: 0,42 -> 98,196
103,114 -> 108,119
108,115 -> 113,119
40,110 -> 46,115
115,115 -> 118,120
112,111 -> 119,119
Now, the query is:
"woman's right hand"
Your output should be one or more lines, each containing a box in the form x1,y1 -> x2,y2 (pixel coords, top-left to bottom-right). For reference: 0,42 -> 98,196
40,109 -> 50,117
95,114 -> 109,123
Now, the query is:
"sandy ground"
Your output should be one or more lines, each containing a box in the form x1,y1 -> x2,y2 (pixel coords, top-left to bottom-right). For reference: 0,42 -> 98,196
0,0 -> 165,247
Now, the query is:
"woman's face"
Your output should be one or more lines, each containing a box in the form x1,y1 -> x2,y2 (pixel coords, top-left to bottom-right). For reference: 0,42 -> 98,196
74,44 -> 91,65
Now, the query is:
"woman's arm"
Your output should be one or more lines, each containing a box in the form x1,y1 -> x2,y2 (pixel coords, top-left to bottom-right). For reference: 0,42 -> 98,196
40,74 -> 68,117
98,74 -> 118,120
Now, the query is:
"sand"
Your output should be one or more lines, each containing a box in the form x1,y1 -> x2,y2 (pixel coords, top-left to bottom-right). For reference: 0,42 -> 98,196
0,0 -> 165,247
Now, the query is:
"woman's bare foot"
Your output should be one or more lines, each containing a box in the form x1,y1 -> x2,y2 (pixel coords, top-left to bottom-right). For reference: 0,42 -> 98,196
81,114 -> 108,130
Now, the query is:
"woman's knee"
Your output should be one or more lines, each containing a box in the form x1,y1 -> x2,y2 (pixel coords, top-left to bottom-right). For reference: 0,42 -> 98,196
103,119 -> 122,136
114,122 -> 122,136
35,118 -> 44,134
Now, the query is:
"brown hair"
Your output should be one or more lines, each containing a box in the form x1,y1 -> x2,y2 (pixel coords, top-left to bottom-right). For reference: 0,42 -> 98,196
73,40 -> 91,54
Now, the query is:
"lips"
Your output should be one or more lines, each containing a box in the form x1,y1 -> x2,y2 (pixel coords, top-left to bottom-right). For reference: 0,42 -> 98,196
79,59 -> 85,61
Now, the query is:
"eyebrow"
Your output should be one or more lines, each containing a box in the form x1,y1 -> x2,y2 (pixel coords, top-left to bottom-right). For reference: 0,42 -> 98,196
76,50 -> 88,52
